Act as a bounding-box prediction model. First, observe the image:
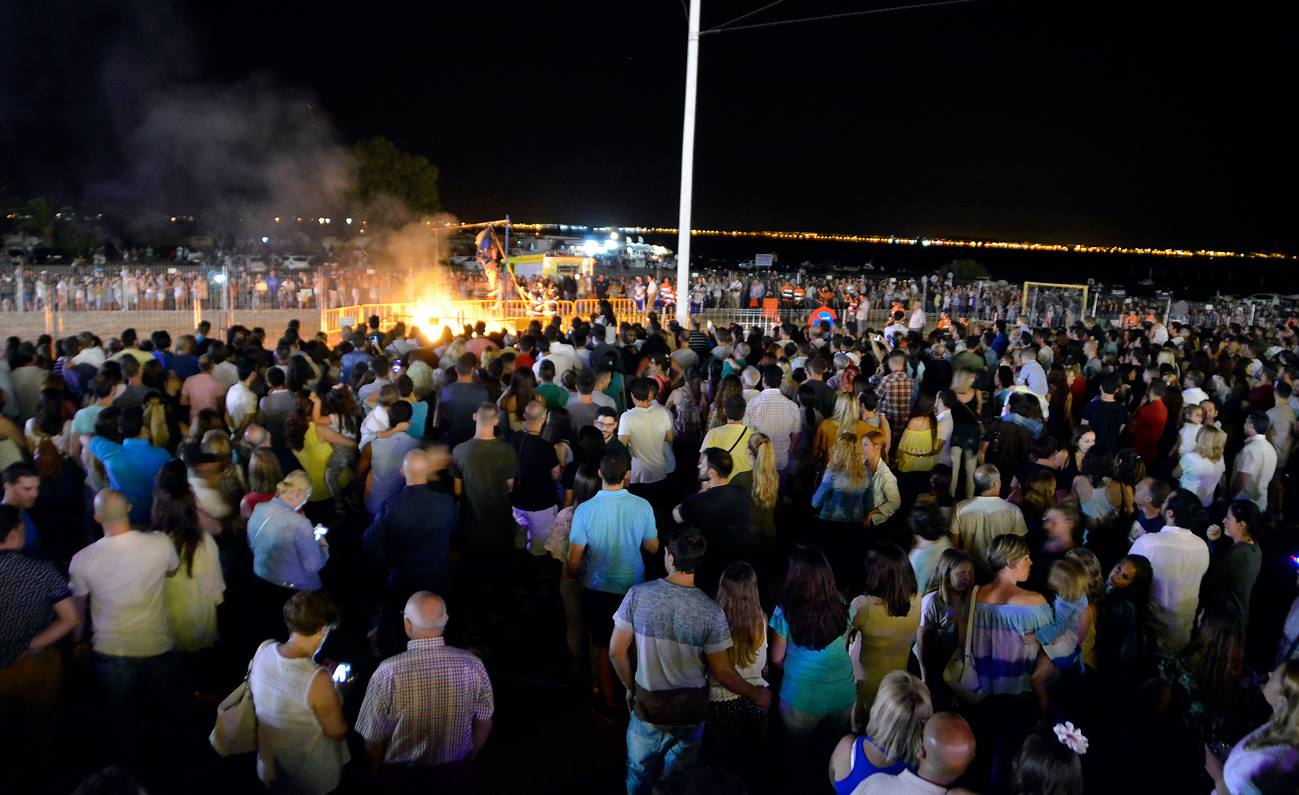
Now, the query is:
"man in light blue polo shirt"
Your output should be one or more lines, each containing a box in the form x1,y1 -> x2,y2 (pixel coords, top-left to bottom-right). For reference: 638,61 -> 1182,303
88,406 -> 171,526
567,449 -> 659,716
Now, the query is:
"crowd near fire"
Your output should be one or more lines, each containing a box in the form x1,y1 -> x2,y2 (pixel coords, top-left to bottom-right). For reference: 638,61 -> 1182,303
3,245 -> 1299,794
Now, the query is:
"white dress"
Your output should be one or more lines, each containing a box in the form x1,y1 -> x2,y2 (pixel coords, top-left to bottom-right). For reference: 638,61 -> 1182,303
163,533 -> 225,652
249,641 -> 350,795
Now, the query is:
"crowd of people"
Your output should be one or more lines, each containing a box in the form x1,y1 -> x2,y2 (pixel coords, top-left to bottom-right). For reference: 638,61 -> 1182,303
0,264 -> 415,313
2,294 -> 1299,795
8,259 -> 1295,336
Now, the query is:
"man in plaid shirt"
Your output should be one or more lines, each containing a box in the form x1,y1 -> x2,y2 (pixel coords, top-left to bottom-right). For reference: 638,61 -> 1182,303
876,351 -> 914,450
743,365 -> 803,472
357,591 -> 494,790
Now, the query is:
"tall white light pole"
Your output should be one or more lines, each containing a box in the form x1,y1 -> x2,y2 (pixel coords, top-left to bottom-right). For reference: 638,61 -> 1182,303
675,0 -> 701,329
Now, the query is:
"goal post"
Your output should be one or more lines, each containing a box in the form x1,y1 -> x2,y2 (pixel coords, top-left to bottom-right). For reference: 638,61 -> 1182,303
1021,281 -> 1089,328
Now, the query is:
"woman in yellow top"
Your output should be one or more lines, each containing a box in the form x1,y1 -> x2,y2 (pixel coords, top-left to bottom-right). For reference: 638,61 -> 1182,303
848,543 -> 922,714
812,392 -> 869,465
894,394 -> 942,473
285,399 -> 355,508
894,394 -> 943,507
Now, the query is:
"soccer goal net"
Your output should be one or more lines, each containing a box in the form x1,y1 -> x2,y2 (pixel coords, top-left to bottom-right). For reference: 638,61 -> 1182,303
1021,281 -> 1089,328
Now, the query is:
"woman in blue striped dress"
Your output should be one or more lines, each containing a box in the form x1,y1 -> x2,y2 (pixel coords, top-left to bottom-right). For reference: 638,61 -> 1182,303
967,534 -> 1054,786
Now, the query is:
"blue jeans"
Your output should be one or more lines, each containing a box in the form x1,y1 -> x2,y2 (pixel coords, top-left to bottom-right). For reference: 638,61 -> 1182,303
625,712 -> 703,795
95,652 -> 187,764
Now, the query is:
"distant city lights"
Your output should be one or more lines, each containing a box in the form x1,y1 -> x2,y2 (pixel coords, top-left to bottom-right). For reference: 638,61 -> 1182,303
505,222 -> 1297,261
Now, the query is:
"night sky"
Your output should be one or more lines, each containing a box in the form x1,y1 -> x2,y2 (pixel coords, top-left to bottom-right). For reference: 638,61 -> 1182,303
2,1 -> 1297,252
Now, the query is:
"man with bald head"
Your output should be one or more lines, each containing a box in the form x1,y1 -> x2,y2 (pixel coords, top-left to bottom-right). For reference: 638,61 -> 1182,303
856,712 -> 977,794
69,489 -> 185,768
356,591 -> 495,791
363,448 -> 459,655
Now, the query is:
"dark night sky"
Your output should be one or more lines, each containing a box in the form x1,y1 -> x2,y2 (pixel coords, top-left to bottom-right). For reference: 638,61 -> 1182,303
2,1 -> 1297,252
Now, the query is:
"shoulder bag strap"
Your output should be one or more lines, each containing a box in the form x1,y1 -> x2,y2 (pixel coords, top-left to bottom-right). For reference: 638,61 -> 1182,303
964,585 -> 979,656
725,425 -> 750,454
249,506 -> 282,548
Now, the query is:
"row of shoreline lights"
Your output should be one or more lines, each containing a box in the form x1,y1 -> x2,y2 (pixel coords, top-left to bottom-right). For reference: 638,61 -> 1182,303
171,216 -> 1294,262
505,223 -> 1297,262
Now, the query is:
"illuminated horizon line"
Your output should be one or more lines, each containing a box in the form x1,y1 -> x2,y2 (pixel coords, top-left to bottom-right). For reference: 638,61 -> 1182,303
503,221 -> 1297,262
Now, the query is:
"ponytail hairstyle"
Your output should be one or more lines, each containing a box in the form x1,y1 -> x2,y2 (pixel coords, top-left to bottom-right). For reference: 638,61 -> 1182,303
749,432 -> 778,511
143,395 -> 170,451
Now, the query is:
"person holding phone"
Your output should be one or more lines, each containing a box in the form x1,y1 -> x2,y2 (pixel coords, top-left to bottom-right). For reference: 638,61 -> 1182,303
247,471 -> 331,640
249,591 -> 349,795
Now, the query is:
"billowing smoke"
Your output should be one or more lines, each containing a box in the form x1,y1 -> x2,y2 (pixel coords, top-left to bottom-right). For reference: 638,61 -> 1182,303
369,213 -> 464,302
1,0 -> 356,245
97,76 -> 356,242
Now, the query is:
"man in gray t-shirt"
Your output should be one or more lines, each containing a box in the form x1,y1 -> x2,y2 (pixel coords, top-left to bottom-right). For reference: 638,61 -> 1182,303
610,528 -> 770,794
363,401 -> 421,516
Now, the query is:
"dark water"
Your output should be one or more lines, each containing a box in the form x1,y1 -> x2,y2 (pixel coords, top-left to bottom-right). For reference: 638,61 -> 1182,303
637,232 -> 1294,299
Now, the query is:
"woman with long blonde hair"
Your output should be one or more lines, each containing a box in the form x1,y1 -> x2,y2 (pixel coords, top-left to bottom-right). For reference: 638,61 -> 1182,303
707,562 -> 770,765
813,392 -> 865,465
1205,659 -> 1299,794
749,432 -> 779,539
1175,424 -> 1227,507
812,433 -> 869,586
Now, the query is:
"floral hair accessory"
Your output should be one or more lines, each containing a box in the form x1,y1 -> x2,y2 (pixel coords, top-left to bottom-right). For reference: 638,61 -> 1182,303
1053,722 -> 1088,755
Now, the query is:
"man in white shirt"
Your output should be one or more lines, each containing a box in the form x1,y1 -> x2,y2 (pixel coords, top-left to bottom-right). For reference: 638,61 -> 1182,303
908,303 -> 926,333
69,489 -> 184,764
1232,411 -> 1278,511
1128,490 -> 1210,655
225,359 -> 260,434
618,378 -> 674,485
1181,371 -> 1210,407
1267,382 -> 1297,470
210,344 -> 240,390
534,329 -> 580,383
949,465 -> 1028,579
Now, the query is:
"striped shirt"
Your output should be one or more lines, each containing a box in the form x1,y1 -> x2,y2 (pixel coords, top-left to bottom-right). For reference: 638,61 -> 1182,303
356,637 -> 494,766
971,602 -> 1053,696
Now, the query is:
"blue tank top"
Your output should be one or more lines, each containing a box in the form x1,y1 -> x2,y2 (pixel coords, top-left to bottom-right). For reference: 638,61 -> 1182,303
833,735 -> 906,795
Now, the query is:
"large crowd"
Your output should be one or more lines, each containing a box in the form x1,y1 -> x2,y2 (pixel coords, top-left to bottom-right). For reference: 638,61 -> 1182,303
6,260 -> 1292,333
2,295 -> 1299,795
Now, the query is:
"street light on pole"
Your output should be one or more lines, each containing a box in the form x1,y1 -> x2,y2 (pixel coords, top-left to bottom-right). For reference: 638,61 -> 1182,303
675,0 -> 701,329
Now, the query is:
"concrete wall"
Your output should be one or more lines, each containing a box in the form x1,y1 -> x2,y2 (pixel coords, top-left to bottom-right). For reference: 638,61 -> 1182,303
0,310 -> 320,343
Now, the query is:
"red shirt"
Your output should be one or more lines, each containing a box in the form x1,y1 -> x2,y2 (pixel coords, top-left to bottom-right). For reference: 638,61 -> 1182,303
240,491 -> 275,520
1129,398 -> 1168,463
514,353 -> 535,371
